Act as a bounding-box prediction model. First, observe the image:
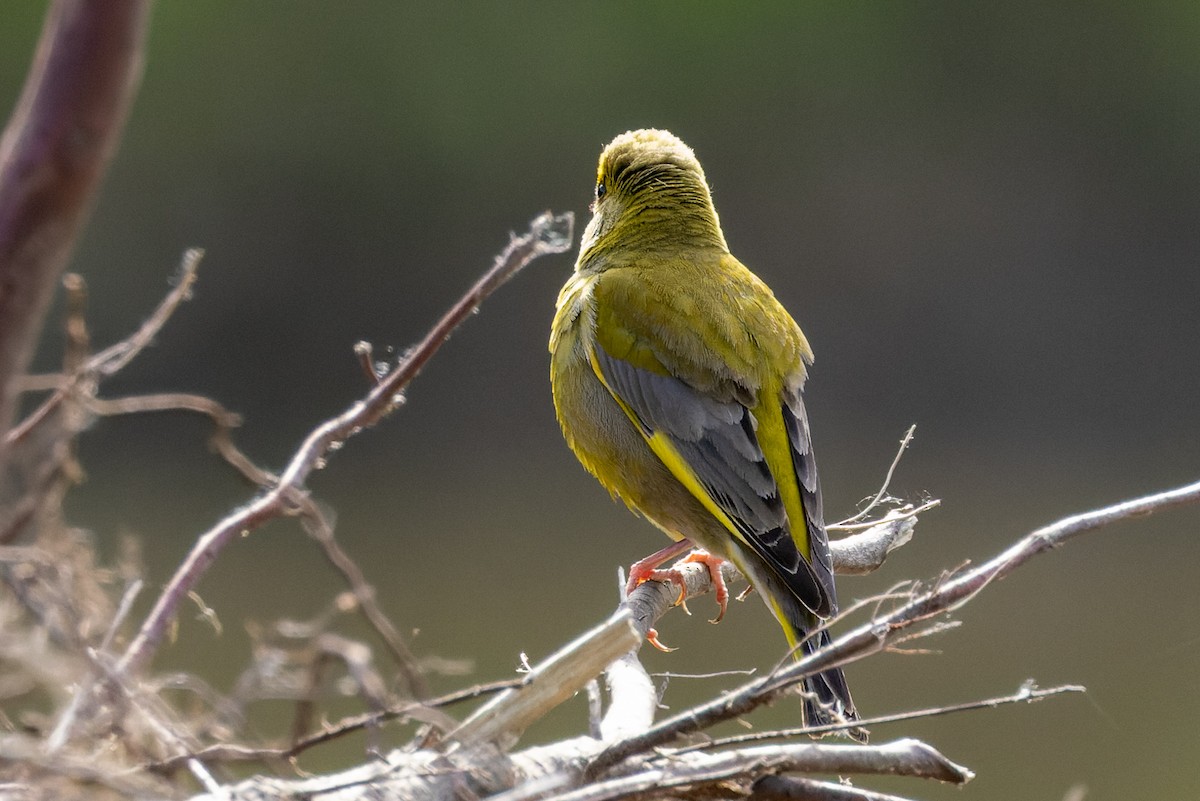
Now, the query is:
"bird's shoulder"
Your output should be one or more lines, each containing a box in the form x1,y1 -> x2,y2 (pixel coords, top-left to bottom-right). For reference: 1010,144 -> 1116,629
588,251 -> 811,403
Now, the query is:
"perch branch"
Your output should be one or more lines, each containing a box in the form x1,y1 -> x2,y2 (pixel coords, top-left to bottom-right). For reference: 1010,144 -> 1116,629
167,474 -> 1195,800
117,211 -> 574,678
619,514 -> 921,647
585,476 -> 1200,777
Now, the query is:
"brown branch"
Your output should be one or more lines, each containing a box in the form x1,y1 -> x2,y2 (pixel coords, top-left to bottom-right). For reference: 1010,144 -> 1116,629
0,0 -> 150,446
296,500 -> 431,701
1,252 -> 204,546
83,390 -> 270,486
6,249 -> 204,448
116,211 -> 574,677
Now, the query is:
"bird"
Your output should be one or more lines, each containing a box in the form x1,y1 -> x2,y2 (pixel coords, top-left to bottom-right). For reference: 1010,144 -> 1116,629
549,129 -> 862,738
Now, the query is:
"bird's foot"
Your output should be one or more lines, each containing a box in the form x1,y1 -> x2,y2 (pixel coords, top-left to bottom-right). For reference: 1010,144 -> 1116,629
627,546 -> 729,625
625,539 -> 694,601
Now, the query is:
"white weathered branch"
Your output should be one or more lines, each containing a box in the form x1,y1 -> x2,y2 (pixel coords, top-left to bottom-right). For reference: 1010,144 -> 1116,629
448,610 -> 640,750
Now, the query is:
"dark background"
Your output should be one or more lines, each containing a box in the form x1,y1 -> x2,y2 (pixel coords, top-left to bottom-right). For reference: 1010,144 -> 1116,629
3,3 -> 1199,798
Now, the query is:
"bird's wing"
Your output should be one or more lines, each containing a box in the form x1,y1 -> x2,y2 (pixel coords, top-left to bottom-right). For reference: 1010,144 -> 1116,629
588,334 -> 833,619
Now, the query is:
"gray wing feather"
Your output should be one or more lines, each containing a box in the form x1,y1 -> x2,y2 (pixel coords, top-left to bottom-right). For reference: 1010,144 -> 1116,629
596,347 -> 829,616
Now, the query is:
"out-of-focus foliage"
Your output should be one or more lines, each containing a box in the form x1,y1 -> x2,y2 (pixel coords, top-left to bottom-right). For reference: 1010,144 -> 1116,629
2,3 -> 1197,797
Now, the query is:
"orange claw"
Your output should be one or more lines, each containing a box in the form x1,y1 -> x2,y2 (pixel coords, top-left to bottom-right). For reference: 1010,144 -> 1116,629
646,628 -> 677,652
682,551 -> 729,623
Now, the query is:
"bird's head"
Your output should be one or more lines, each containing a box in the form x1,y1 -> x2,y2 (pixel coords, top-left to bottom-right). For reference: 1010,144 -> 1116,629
578,129 -> 727,265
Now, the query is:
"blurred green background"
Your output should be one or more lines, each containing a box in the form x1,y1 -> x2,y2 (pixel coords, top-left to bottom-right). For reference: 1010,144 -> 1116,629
4,2 -> 1199,798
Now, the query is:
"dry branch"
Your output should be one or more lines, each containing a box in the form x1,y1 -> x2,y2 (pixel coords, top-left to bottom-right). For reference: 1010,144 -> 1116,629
1,214 -> 575,797
116,211 -> 574,680
160,477 -> 1199,801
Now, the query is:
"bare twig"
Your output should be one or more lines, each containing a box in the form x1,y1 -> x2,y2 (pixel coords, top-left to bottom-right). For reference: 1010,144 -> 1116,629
678,681 -> 1085,751
1,251 -> 209,549
146,677 -> 525,773
6,249 -> 205,448
839,425 -> 916,526
83,390 -> 270,486
828,500 -> 939,534
117,212 -> 573,678
0,0 -> 151,446
353,340 -> 382,384
296,499 -> 428,699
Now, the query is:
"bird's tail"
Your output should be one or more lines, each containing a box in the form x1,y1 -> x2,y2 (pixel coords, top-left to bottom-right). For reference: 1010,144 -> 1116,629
750,558 -> 868,741
764,584 -> 868,742
797,627 -> 867,743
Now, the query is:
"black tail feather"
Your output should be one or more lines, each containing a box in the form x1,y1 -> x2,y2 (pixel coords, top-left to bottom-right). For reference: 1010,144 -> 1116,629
799,629 -> 868,743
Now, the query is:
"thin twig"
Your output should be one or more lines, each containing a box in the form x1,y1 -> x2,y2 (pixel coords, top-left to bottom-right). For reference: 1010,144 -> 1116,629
145,678 -> 525,772
353,340 -> 382,384
93,248 -> 205,377
83,391 -> 271,486
676,681 -> 1085,751
297,499 -> 429,700
829,500 -> 939,533
118,212 -> 573,678
839,424 -> 916,526
5,249 -> 204,447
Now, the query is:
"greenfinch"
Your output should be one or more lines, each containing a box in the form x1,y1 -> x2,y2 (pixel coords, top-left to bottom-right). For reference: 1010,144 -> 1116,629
549,129 -> 861,737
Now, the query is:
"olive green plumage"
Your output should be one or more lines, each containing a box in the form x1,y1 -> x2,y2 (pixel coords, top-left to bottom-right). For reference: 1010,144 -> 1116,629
550,129 -> 860,735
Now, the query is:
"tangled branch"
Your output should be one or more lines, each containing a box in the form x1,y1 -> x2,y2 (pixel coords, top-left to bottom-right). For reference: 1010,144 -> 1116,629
116,211 -> 574,680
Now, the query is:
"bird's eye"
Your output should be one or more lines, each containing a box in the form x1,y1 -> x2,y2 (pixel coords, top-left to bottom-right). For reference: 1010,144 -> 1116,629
595,181 -> 607,201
